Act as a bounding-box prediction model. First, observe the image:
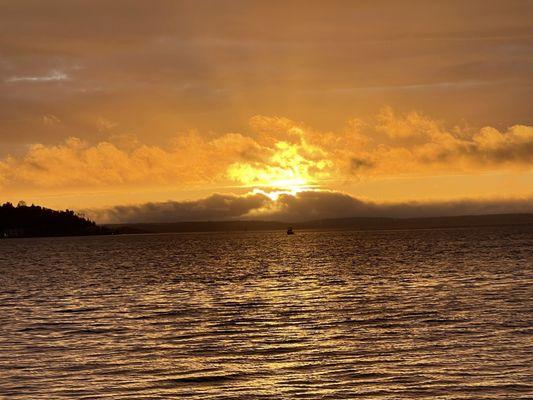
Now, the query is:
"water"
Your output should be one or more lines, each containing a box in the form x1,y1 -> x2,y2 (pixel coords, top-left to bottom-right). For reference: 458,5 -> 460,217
0,226 -> 531,399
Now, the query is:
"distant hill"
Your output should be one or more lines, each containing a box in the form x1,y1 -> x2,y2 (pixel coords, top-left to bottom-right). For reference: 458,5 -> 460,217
0,202 -> 111,238
110,213 -> 533,234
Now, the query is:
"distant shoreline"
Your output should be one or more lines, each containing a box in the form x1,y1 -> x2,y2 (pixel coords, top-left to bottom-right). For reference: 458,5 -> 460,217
3,202 -> 531,239
108,213 -> 533,235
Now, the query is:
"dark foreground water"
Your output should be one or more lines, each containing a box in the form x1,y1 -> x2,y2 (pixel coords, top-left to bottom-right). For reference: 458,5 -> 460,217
0,226 -> 531,399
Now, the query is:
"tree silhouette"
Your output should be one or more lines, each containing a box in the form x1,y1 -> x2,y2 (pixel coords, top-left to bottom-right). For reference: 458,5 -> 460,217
0,202 -> 112,238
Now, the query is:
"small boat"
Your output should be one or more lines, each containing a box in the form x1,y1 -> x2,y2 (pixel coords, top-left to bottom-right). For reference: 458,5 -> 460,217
286,227 -> 294,235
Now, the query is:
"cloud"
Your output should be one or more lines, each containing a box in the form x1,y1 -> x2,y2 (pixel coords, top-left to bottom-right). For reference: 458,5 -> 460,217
349,108 -> 533,174
88,192 -> 270,223
0,109 -> 532,194
0,133 -> 259,189
85,189 -> 533,224
1,1 -> 531,150
42,114 -> 61,125
323,80 -> 495,94
5,70 -> 70,83
271,190 -> 533,220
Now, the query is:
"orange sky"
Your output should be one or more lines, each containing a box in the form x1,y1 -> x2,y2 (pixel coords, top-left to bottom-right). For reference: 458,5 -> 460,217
0,1 -> 532,222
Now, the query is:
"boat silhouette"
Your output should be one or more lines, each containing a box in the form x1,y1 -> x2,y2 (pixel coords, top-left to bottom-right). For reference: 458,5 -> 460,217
286,227 -> 294,235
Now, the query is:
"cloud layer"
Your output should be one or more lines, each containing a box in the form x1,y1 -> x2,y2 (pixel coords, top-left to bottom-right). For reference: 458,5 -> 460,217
1,109 -> 532,194
91,192 -> 268,223
1,0 -> 532,145
87,189 -> 533,224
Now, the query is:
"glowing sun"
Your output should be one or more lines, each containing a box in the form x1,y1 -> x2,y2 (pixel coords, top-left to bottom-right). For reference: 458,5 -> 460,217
226,140 -> 330,195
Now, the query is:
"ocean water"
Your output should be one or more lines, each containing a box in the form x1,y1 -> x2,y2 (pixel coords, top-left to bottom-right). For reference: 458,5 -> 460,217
0,226 -> 531,399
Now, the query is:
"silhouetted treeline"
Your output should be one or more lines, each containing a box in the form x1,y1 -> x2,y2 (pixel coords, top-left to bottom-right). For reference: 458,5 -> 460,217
0,202 -> 112,238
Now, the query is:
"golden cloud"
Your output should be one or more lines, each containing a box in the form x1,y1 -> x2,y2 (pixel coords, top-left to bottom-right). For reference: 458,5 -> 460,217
1,109 -> 532,193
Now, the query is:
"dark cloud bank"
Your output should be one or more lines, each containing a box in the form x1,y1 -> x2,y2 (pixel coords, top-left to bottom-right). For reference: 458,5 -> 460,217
87,191 -> 533,224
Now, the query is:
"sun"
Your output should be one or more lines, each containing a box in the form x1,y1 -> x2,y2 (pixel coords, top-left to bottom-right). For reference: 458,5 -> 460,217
226,140 -> 330,195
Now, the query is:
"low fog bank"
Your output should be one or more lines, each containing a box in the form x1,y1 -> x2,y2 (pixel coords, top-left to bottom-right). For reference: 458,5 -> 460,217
84,190 -> 533,224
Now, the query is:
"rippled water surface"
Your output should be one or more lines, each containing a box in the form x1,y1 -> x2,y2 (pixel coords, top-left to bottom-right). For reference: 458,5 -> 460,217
0,226 -> 532,399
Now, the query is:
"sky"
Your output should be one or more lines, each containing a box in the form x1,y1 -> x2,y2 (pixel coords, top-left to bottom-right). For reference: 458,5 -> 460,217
1,0 -> 532,223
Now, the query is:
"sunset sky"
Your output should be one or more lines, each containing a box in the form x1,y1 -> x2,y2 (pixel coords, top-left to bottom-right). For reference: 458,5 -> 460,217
1,0 -> 532,223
